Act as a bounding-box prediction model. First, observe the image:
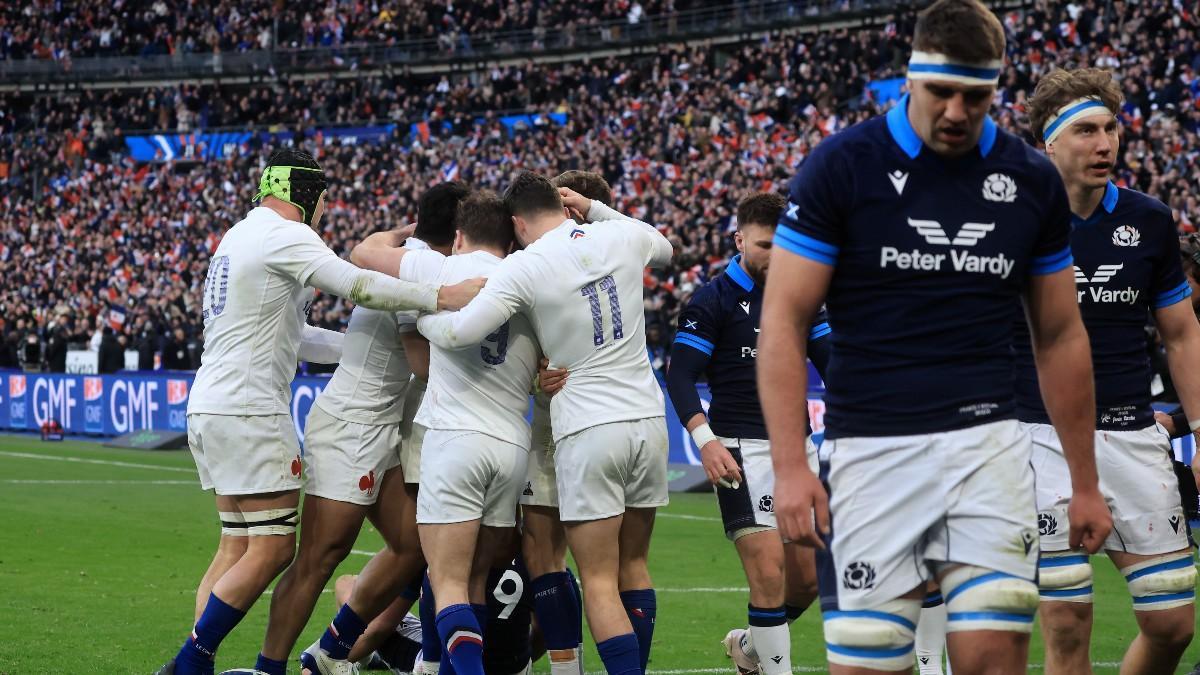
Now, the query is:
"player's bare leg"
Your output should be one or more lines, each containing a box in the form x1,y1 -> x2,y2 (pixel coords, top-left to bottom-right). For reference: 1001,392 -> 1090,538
726,530 -> 789,674
350,473 -> 427,621
783,540 -> 818,613
1038,600 -> 1093,675
827,585 -> 924,675
523,504 -> 582,675
261,495 -> 366,661
1109,548 -> 1195,675
421,519 -> 480,609
343,576 -> 417,664
938,565 -> 1032,675
618,507 -> 658,670
565,514 -> 633,641
915,582 -> 949,675
193,495 -> 248,622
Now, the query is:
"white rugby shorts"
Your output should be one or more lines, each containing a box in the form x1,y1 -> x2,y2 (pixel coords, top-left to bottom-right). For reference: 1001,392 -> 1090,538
1025,421 -> 1187,555
822,420 -> 1039,610
417,428 -> 528,528
520,399 -> 558,508
555,417 -> 668,522
302,404 -> 402,506
187,413 -> 302,496
714,436 -> 818,539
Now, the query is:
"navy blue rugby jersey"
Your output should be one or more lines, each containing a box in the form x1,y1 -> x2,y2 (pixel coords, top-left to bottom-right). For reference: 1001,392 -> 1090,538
1014,182 -> 1189,430
774,94 -> 1073,439
667,254 -> 831,439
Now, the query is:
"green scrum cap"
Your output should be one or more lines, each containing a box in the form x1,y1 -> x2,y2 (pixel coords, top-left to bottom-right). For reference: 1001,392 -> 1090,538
254,148 -> 329,225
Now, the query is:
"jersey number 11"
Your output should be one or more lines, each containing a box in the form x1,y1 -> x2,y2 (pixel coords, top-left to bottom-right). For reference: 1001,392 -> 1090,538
581,274 -> 624,347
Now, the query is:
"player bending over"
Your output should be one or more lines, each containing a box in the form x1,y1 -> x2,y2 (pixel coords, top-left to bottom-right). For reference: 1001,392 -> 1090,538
1014,67 -> 1199,675
158,149 -> 482,675
666,191 -> 831,675
418,172 -> 674,675
757,2 -> 1112,673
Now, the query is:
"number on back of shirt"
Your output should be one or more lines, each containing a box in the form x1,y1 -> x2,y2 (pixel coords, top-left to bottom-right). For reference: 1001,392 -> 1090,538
481,322 -> 510,365
492,568 -> 524,620
202,256 -> 230,321
581,274 -> 624,347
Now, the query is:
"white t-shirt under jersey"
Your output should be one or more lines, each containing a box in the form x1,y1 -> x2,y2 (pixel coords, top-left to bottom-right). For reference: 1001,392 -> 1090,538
313,307 -> 411,425
403,249 -> 539,449
418,203 -> 673,441
190,207 -> 337,416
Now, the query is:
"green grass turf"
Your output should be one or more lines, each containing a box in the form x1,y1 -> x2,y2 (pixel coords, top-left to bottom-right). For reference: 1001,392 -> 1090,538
1,435 -> 1199,673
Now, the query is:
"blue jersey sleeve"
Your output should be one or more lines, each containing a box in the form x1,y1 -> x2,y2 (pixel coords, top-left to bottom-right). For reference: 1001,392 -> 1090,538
1029,168 -> 1074,276
774,142 -> 848,266
1151,210 -> 1191,309
808,308 -> 832,383
667,290 -> 719,423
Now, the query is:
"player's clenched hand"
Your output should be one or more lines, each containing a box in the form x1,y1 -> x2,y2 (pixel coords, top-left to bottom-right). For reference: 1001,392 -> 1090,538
391,222 -> 417,243
437,277 -> 486,311
538,358 -> 569,396
1067,488 -> 1112,554
700,440 -> 742,489
556,187 -> 592,218
774,462 -> 829,549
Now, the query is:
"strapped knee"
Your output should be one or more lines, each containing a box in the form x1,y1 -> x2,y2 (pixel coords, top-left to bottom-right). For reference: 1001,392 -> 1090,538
1122,553 -> 1196,611
823,597 -> 920,670
1037,551 -> 1094,603
219,511 -> 249,537
241,508 -> 299,536
941,565 -> 1038,634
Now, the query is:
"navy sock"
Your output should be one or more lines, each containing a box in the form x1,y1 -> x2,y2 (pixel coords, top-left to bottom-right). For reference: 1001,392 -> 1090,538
319,603 -> 369,661
420,574 -> 444,665
436,603 -> 485,675
254,653 -> 288,675
566,568 -> 584,646
596,633 -> 642,675
785,604 -> 806,624
620,589 -> 657,670
749,604 -> 787,628
174,592 -> 246,675
531,571 -> 582,651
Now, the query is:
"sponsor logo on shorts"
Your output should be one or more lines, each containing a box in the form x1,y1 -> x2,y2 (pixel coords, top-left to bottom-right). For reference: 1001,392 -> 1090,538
843,561 -> 876,590
1038,512 -> 1057,536
291,456 -> 302,477
359,470 -> 377,496
757,494 -> 774,513
523,481 -> 534,496
1022,530 -> 1036,556
1170,514 -> 1182,534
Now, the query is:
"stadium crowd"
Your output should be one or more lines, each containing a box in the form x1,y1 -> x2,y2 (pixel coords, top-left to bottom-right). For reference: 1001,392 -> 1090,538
2,0 -> 1200,373
1,0 -> 716,60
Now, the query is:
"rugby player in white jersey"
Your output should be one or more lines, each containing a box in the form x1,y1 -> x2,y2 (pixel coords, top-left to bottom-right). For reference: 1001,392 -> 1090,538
159,149 -> 483,675
418,172 -> 673,675
250,184 -> 466,674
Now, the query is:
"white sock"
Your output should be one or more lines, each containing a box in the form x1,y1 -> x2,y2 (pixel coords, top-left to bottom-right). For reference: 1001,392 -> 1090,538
748,624 -> 792,675
915,603 -> 947,675
548,647 -> 581,675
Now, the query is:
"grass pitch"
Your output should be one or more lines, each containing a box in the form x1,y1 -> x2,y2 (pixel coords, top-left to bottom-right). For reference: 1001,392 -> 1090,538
1,435 -> 1199,673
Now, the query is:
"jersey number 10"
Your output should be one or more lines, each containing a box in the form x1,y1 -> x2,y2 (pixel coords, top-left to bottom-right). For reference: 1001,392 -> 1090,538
201,256 -> 231,322
581,274 -> 624,347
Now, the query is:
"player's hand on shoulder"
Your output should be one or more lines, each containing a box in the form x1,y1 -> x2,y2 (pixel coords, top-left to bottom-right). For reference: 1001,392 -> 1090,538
773,454 -> 829,550
700,440 -> 742,489
392,222 -> 417,242
437,277 -> 486,311
556,187 -> 592,219
1066,488 -> 1113,554
537,358 -> 569,396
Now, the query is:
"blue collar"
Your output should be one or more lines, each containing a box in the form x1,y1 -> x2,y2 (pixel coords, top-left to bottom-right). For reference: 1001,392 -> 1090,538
726,254 -> 755,292
886,93 -> 997,160
1071,181 -> 1119,226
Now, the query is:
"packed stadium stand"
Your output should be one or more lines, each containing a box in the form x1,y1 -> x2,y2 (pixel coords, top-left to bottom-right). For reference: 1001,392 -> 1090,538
1,0 -> 1198,377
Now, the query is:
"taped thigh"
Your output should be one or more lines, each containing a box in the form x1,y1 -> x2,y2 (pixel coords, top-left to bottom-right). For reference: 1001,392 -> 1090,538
940,565 -> 1038,633
1036,551 -> 1093,603
219,511 -> 248,537
241,508 -> 299,536
823,597 -> 921,670
1122,552 -> 1197,611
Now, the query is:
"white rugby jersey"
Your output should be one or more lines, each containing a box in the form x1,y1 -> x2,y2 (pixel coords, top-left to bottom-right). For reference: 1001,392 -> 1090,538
395,237 -> 430,334
313,307 -> 411,425
418,203 -> 672,440
403,249 -> 539,448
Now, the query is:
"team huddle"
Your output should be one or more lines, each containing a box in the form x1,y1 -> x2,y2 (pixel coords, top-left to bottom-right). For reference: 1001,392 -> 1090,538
160,1 -> 1199,674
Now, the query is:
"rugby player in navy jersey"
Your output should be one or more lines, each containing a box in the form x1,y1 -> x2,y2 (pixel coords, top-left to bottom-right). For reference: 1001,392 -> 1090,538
666,192 -> 831,675
757,1 -> 1112,673
1013,68 -> 1200,675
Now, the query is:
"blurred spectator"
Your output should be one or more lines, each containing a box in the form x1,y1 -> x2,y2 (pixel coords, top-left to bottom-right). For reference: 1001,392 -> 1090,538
161,327 -> 191,370
98,326 -> 123,373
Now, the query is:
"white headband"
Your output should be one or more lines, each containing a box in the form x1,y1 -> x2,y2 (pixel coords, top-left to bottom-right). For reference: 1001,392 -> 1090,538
907,51 -> 1003,86
1042,97 -> 1114,145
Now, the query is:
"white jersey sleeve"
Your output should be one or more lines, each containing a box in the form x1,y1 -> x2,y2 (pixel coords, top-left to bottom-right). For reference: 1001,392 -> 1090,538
298,324 -> 344,364
395,238 -> 432,333
313,307 -> 412,425
586,200 -> 673,269
398,248 -> 450,286
415,250 -> 536,350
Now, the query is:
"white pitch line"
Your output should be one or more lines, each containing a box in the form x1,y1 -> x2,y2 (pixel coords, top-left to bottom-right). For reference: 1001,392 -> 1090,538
658,513 -> 720,522
350,549 -> 378,557
0,450 -> 196,473
0,479 -> 194,485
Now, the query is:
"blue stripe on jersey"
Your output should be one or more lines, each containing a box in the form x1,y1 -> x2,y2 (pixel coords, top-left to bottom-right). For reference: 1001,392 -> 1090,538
809,322 -> 832,340
1154,280 -> 1192,308
725,257 -> 755,292
773,226 -> 838,265
673,332 -> 714,355
1029,246 -> 1073,275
